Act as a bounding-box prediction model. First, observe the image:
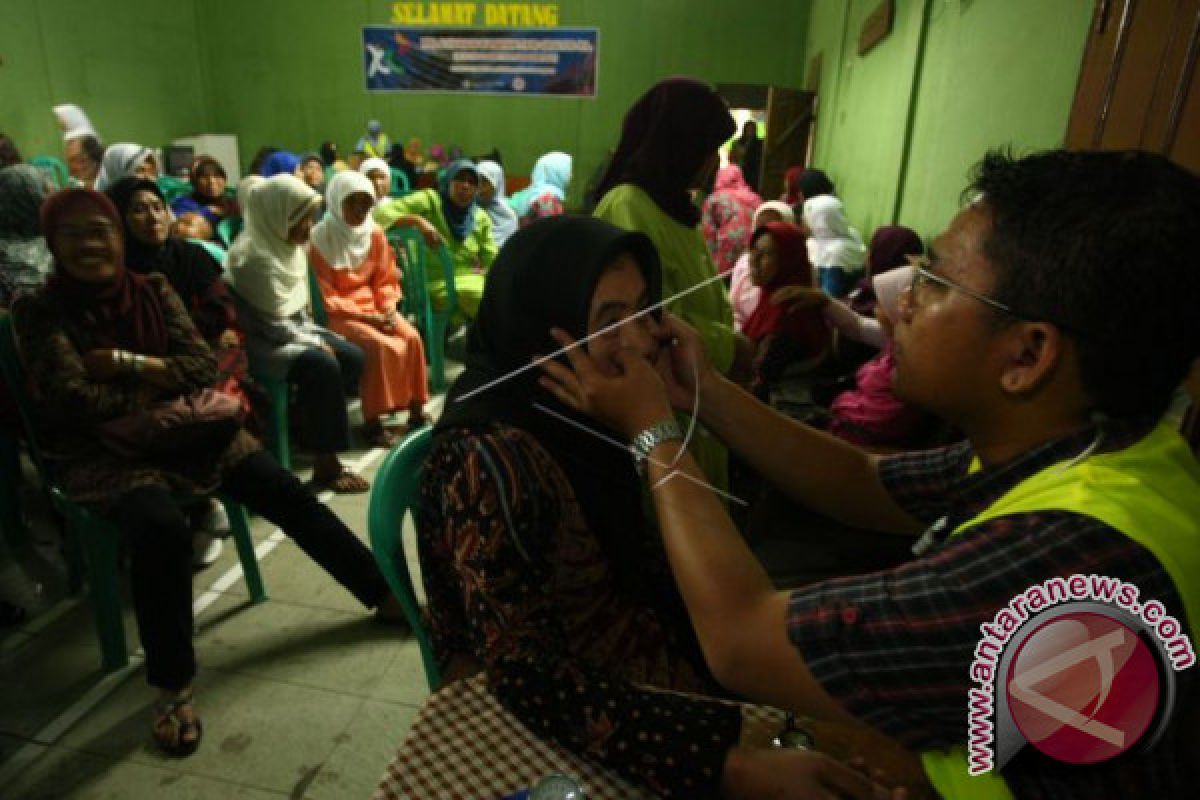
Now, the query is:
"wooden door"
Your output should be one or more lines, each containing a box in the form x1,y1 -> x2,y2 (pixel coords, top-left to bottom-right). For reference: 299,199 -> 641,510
1066,0 -> 1200,171
761,88 -> 816,200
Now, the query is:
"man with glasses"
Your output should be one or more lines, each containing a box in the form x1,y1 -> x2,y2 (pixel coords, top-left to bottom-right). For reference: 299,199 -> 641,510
539,149 -> 1199,798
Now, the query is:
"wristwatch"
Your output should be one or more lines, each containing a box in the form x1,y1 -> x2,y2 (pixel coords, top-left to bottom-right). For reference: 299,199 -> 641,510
630,418 -> 683,475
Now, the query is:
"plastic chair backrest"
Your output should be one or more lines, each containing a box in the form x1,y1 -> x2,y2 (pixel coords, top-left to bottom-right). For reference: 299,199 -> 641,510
307,265 -> 328,326
29,156 -> 70,190
367,425 -> 440,690
217,216 -> 243,248
390,168 -> 411,196
157,174 -> 193,204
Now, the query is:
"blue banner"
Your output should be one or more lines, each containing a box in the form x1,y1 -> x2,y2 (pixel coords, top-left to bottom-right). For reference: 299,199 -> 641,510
363,26 -> 598,96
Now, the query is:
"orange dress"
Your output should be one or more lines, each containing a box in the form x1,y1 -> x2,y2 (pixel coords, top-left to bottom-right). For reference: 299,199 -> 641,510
310,229 -> 428,419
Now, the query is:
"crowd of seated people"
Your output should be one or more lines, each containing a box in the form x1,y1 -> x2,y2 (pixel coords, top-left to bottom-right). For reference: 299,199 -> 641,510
1,77 -> 1198,800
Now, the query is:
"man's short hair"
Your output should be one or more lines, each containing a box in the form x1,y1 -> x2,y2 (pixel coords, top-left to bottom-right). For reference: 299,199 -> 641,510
969,149 -> 1200,420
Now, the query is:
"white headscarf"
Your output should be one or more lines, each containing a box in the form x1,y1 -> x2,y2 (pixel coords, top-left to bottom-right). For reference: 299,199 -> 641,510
310,171 -> 377,270
53,104 -> 98,142
475,160 -> 519,247
752,200 -> 795,227
803,195 -> 866,270
94,143 -> 155,192
226,174 -> 322,317
359,158 -> 391,179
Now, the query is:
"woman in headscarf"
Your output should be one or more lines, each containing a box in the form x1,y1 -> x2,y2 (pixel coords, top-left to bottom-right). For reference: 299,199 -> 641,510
729,201 -> 794,331
226,175 -> 369,493
0,165 -> 54,306
257,150 -> 301,179
93,143 -> 158,192
309,171 -> 429,447
782,166 -> 834,213
421,215 -> 757,798
847,225 -> 925,318
169,156 -> 236,232
803,194 -> 866,298
474,159 -> 518,247
741,222 -> 831,396
107,177 -> 261,424
10,189 -> 398,756
373,159 -> 496,318
359,157 -> 393,202
592,76 -> 745,490
701,164 -> 763,276
508,151 -> 572,225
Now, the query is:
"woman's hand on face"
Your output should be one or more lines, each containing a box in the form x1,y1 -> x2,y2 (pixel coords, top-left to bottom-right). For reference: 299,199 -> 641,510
83,349 -> 123,382
654,312 -> 717,410
538,328 -> 675,440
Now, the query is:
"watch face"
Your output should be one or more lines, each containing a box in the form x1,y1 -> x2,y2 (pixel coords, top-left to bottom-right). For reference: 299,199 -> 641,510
773,727 -> 815,750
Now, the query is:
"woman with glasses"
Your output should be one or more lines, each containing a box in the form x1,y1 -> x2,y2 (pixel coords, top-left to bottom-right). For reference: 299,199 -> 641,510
373,159 -> 497,318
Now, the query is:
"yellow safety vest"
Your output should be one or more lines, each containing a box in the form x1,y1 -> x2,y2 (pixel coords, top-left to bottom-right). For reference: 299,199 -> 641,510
920,423 -> 1200,799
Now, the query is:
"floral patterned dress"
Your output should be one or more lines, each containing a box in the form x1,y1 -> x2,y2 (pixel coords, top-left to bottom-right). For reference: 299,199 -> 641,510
417,426 -> 743,797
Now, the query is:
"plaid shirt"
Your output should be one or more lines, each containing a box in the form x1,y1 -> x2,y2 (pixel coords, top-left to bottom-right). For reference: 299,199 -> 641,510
787,421 -> 1193,799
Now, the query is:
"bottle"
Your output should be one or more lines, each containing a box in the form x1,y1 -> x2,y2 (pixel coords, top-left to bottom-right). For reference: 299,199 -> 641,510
529,773 -> 586,800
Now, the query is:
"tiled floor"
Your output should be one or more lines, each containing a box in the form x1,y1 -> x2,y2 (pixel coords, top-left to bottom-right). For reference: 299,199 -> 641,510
0,380 -> 458,799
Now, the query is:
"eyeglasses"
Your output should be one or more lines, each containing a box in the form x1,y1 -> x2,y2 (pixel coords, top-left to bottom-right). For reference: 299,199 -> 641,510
905,254 -> 1022,319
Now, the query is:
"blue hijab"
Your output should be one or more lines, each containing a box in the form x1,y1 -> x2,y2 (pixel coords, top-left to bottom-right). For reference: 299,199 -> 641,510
259,150 -> 301,178
439,159 -> 479,242
510,151 -> 572,217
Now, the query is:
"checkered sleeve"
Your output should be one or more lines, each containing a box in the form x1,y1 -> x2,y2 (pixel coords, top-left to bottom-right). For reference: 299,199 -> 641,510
877,440 -> 973,524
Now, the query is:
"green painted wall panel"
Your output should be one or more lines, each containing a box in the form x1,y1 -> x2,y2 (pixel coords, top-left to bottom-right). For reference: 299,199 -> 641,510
803,0 -> 1093,239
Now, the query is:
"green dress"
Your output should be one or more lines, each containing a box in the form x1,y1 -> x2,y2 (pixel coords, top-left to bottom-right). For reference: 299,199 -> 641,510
374,188 -> 497,317
594,183 -> 734,493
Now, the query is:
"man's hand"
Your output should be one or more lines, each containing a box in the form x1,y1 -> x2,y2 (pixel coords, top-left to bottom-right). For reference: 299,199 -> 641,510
537,328 -> 674,440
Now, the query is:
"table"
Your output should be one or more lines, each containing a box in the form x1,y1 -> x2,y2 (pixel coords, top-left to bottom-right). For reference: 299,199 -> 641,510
373,674 -> 785,800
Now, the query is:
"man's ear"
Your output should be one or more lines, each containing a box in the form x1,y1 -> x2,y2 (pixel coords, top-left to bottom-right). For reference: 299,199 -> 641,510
998,322 -> 1066,395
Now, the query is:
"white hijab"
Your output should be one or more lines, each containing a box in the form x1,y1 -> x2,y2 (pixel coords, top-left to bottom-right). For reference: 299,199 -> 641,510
94,143 -> 155,191
752,200 -> 795,227
226,174 -> 322,317
310,171 -> 377,270
803,195 -> 866,270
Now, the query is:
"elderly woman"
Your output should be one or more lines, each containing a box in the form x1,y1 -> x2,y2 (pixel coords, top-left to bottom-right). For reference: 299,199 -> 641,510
94,143 -> 158,192
226,175 -> 369,493
170,156 -> 236,231
309,171 -> 429,447
0,165 -> 54,306
373,159 -> 496,318
11,188 -> 399,756
729,201 -> 794,331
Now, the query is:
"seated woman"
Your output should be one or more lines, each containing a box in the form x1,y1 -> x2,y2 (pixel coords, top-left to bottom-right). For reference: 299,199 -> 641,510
309,171 -> 429,447
741,222 -> 831,399
226,175 -> 369,493
170,156 -> 236,232
701,164 -> 762,277
0,165 -> 53,307
474,160 -> 518,248
803,194 -> 866,298
508,151 -> 572,225
419,215 -> 854,798
12,188 -> 399,757
94,143 -> 158,192
358,157 -> 393,202
373,159 -> 496,318
730,201 -> 793,331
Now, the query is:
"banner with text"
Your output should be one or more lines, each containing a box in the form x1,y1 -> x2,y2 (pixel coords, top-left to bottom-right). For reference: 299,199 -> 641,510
362,26 -> 597,96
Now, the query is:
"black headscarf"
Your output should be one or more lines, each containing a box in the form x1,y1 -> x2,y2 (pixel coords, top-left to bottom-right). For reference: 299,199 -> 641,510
107,177 -> 228,338
436,215 -> 662,585
595,77 -> 735,227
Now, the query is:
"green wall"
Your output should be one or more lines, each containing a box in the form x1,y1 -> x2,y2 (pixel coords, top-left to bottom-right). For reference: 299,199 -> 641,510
803,0 -> 1093,238
0,0 -> 211,163
194,0 -> 810,203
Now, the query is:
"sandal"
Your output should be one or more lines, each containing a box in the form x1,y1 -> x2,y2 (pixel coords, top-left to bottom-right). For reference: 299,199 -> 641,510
362,421 -> 396,449
315,469 -> 370,494
153,691 -> 203,757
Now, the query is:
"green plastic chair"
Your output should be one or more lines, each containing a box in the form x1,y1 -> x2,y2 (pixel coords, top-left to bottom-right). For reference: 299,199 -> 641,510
308,266 -> 328,327
29,155 -> 69,189
216,216 -> 243,249
156,174 -> 193,205
386,228 -> 458,392
0,314 -> 267,671
367,425 -> 439,690
389,168 -> 411,196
